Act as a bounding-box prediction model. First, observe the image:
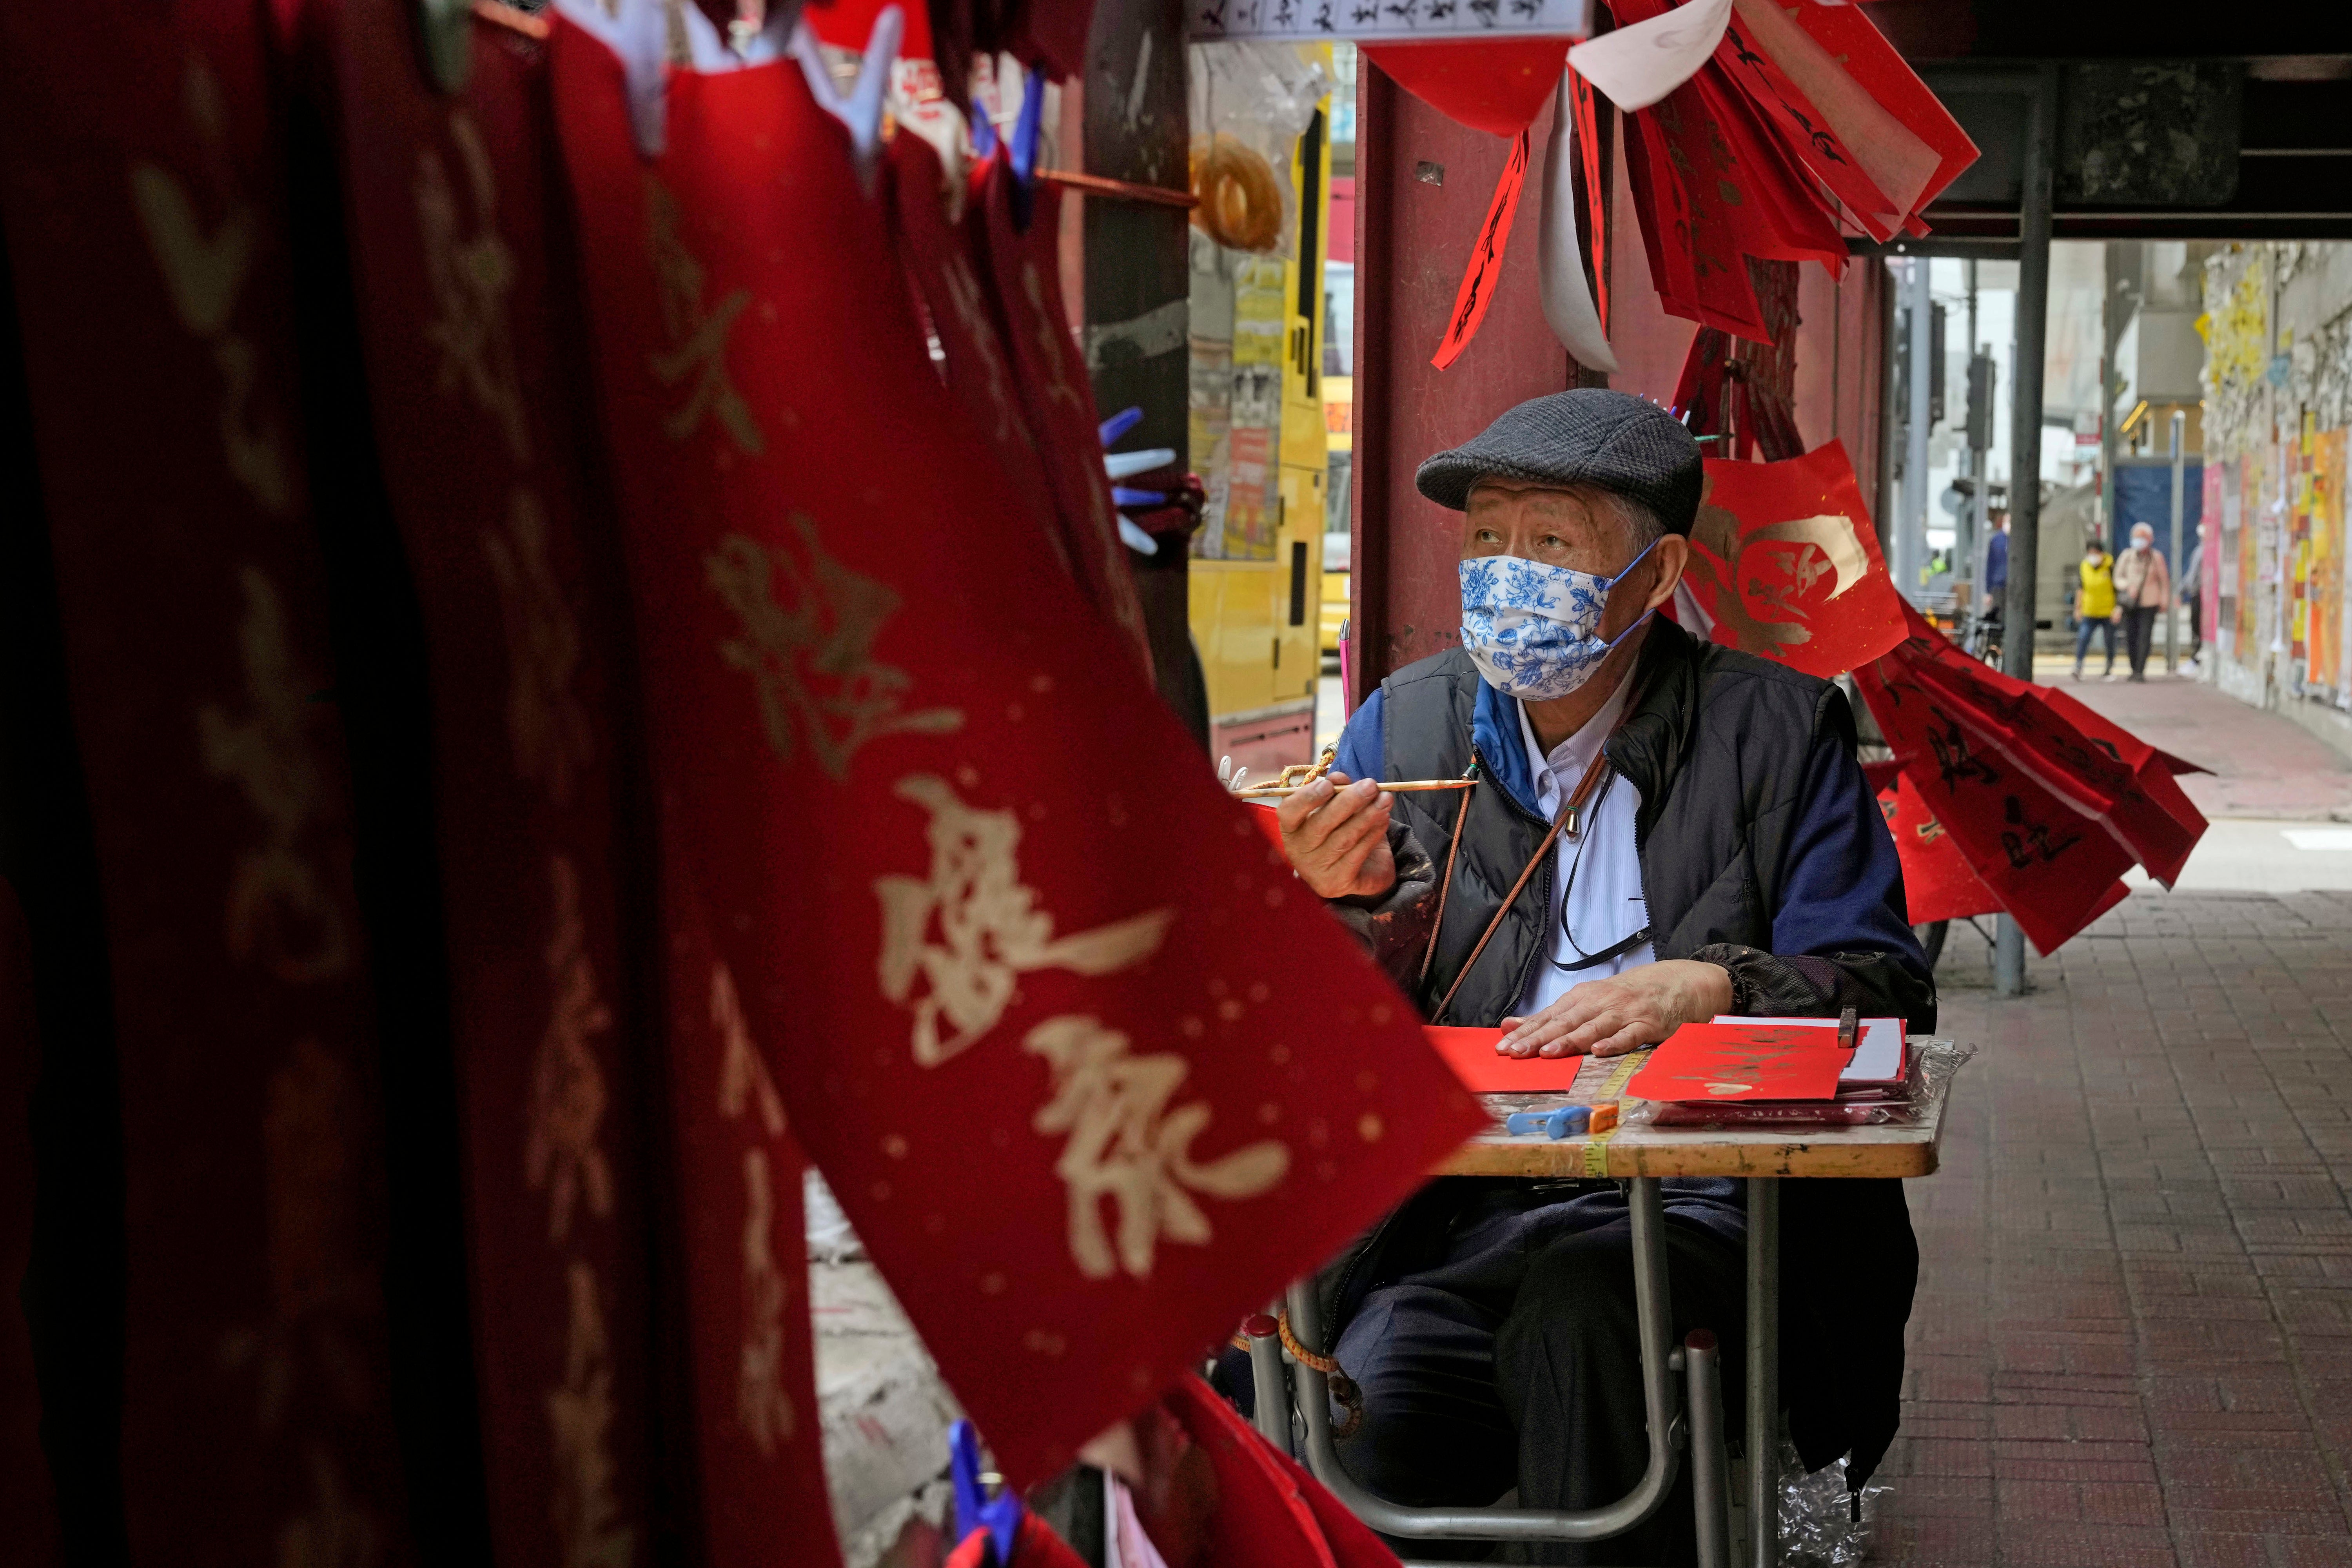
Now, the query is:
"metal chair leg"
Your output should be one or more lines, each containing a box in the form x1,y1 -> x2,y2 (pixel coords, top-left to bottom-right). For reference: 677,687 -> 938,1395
1243,1308 -> 1292,1455
1685,1329 -> 1732,1568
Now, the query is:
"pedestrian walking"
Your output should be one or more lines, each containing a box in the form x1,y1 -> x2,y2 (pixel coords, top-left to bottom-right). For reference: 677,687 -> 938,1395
2113,522 -> 2171,682
2073,535 -> 2118,681
2182,537 -> 2203,664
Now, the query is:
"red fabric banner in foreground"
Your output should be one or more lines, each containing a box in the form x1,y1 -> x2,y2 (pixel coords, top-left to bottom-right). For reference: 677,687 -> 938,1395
0,1 -> 416,1555
312,5 -> 690,1563
1681,442 -> 1907,679
548,24 -> 1484,1483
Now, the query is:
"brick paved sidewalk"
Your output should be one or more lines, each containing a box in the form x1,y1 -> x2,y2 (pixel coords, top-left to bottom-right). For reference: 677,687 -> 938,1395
1877,890 -> 2352,1566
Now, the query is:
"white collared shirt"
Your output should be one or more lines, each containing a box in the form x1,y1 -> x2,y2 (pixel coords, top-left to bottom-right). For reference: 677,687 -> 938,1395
1512,680 -> 1655,1018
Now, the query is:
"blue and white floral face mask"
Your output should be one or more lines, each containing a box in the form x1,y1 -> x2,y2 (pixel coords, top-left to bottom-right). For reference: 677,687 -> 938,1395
1458,539 -> 1662,701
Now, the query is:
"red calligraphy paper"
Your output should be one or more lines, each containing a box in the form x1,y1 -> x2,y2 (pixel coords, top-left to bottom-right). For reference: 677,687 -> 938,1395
0,0 -> 416,1553
1626,1023 -> 1847,1103
1784,2 -> 1977,223
308,7 -> 675,1564
1423,1026 -> 1590,1093
887,134 -> 1067,566
548,21 -> 1485,1484
1432,131 -> 1534,368
1889,604 -> 2205,887
1877,775 -> 1998,927
1570,67 -> 1609,330
1679,443 -> 1906,679
978,158 -> 1154,668
1854,621 -> 2134,956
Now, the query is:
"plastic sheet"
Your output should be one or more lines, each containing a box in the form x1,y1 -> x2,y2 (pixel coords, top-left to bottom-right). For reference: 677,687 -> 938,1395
1621,1038 -> 1976,1131
1777,1439 -> 1890,1567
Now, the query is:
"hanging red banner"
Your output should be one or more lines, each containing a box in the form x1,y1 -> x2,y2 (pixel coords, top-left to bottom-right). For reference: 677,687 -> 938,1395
1431,130 -> 1533,369
1363,39 -> 1565,137
1876,775 -> 1999,927
1680,442 -> 1907,679
1887,606 -> 2205,888
977,157 -> 1154,667
0,0 -> 417,1556
546,21 -> 1485,1486
303,4 -> 692,1563
1854,617 -> 2135,955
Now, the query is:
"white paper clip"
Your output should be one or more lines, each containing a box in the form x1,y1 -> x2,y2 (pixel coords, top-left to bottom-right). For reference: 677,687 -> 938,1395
791,5 -> 904,196
550,0 -> 798,158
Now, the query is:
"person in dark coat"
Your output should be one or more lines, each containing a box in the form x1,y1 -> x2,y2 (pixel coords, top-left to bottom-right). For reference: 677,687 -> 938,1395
1272,390 -> 1935,1565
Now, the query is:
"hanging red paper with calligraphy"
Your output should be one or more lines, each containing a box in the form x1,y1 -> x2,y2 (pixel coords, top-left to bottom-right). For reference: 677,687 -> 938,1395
300,4 -> 683,1563
547,19 -> 1484,1485
1679,443 -> 1906,679
0,1 -> 417,1555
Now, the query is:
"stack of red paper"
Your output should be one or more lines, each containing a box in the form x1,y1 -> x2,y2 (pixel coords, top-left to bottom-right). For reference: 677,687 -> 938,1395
1625,1016 -> 1911,1125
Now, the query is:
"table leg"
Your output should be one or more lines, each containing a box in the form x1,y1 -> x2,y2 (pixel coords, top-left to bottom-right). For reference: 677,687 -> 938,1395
1746,1176 -> 1779,1568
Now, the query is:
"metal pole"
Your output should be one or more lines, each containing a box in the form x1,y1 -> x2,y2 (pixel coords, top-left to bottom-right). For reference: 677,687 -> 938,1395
1905,256 -> 1934,601
1996,65 -> 2056,999
2168,410 -> 2186,673
1687,1330 -> 1732,1568
1745,1178 -> 1780,1568
1243,1311 -> 1292,1454
1960,261 -> 1980,609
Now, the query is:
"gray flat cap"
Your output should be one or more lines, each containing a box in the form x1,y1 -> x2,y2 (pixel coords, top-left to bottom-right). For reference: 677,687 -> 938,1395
1415,390 -> 1704,535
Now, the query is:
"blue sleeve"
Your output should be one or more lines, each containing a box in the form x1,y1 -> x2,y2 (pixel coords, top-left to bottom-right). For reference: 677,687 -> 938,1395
1333,687 -> 1385,782
1771,729 -> 1928,969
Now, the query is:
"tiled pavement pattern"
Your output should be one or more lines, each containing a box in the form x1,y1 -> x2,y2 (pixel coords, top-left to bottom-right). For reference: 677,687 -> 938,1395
1878,890 -> 2352,1565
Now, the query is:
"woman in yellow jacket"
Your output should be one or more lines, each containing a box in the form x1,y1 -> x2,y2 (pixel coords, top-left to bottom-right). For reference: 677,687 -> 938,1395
2072,535 -> 2118,680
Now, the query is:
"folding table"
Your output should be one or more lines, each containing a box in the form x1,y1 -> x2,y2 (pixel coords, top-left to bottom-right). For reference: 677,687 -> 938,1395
1252,1038 -> 1955,1568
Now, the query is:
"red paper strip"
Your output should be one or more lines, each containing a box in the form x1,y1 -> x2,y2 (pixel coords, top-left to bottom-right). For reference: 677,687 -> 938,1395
1709,1 -> 1920,242
978,158 -> 1154,667
1626,1022 -> 1847,1103
1364,39 -> 1566,138
1423,1025 -> 1590,1093
1680,442 -> 1907,678
314,7 -> 679,1562
1877,775 -> 2000,927
888,135 -> 1070,572
1569,67 -> 1609,331
0,1 -> 416,1553
1432,130 -> 1533,370
1786,3 -> 1979,220
547,24 -> 1484,1485
1853,619 -> 2134,955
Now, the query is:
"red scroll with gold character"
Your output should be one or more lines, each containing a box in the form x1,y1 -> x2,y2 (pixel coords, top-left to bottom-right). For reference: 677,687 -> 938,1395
1678,442 -> 1907,680
547,13 -> 1485,1485
0,2 -> 417,1559
302,5 -> 679,1565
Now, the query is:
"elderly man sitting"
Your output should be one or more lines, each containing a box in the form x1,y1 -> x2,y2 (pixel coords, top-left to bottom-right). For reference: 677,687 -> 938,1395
1279,391 -> 1933,1564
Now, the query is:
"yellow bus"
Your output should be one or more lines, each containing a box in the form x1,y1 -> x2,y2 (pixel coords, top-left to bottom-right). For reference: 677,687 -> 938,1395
1185,70 -> 1334,778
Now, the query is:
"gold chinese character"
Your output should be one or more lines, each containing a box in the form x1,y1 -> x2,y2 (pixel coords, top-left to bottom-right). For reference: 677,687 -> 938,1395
548,1262 -> 633,1568
1025,1016 -> 1288,1280
708,517 -> 964,780
131,58 -> 293,517
645,176 -> 764,456
200,567 -> 349,983
736,1147 -> 798,1452
485,488 -> 593,808
712,962 -> 786,1137
526,857 -> 615,1242
875,776 -> 1174,1068
416,109 -> 531,466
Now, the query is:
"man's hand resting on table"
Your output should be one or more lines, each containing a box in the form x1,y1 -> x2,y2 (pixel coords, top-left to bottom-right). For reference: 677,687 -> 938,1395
1496,960 -> 1734,1058
1277,772 -> 1396,900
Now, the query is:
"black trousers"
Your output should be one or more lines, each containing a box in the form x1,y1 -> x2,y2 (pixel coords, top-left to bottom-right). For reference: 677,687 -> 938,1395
2123,604 -> 2161,673
1332,1183 -> 1748,1566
